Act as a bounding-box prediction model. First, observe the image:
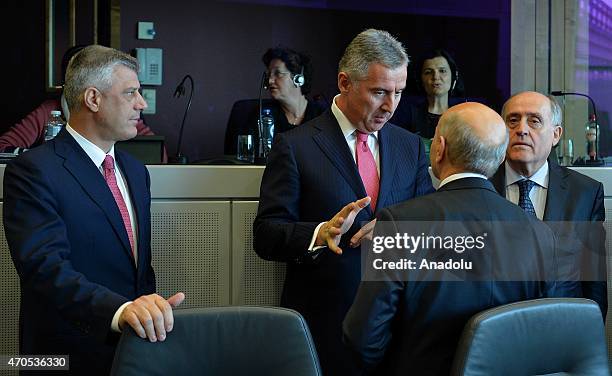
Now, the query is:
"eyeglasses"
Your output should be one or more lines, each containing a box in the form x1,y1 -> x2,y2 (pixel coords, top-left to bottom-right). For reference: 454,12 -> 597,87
266,69 -> 291,80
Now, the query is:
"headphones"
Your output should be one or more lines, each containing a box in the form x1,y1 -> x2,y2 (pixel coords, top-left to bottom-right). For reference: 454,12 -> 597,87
292,66 -> 305,88
416,67 -> 459,95
415,52 -> 460,96
450,70 -> 459,93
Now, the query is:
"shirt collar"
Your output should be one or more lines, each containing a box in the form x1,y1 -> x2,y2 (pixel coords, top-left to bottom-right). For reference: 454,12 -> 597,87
505,160 -> 549,188
439,172 -> 487,188
331,94 -> 379,141
65,124 -> 116,168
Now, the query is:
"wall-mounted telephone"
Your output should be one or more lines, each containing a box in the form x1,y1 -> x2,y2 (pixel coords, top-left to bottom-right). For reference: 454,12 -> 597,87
134,48 -> 163,85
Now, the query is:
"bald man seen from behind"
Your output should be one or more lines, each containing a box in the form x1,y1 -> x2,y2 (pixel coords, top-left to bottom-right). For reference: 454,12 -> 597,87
343,102 -> 560,376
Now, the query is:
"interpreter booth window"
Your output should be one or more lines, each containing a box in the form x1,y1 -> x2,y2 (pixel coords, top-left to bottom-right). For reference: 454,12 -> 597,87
556,0 -> 612,166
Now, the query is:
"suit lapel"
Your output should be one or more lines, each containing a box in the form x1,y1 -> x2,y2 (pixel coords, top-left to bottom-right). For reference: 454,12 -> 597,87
543,159 -> 569,221
55,131 -> 135,263
312,113 -> 371,214
376,126 -> 396,210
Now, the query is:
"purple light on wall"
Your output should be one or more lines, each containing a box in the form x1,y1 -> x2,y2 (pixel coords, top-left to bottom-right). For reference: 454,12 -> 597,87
601,0 -> 612,8
589,0 -> 612,156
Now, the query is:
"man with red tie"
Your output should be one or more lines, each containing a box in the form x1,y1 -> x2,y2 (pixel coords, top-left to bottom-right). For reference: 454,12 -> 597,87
4,45 -> 183,375
253,29 -> 434,376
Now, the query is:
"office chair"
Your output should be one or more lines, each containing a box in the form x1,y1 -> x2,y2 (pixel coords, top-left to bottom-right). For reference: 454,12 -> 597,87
451,298 -> 609,376
110,306 -> 321,376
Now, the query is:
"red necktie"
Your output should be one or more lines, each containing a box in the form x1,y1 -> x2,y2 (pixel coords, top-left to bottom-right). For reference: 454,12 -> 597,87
355,131 -> 379,211
103,155 -> 135,256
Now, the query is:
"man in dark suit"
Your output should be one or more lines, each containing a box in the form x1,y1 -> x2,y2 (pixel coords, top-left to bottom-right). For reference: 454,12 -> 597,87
490,91 -> 607,316
343,102 -> 559,375
4,45 -> 184,375
253,29 -> 433,376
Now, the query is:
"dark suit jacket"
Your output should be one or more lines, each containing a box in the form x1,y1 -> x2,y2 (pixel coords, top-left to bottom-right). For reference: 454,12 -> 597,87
343,178 -> 559,376
3,129 -> 156,375
253,110 -> 434,376
490,160 -> 607,316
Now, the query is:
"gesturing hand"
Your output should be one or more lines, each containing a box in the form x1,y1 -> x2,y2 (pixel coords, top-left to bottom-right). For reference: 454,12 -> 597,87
349,218 -> 377,248
315,197 -> 371,255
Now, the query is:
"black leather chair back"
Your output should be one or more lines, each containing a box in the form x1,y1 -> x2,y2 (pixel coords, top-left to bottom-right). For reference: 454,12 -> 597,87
111,306 -> 322,376
451,298 -> 609,376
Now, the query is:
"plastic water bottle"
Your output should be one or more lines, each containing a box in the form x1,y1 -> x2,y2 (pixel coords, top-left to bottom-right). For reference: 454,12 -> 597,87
585,114 -> 599,161
261,108 -> 275,153
44,110 -> 65,142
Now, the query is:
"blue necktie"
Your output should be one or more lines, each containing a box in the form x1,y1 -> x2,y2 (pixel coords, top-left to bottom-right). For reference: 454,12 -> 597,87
517,179 -> 537,217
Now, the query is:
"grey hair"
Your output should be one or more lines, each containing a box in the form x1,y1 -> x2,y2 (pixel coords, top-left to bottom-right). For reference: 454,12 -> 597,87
63,45 -> 139,112
338,29 -> 409,80
548,94 -> 562,127
438,111 -> 509,177
500,92 -> 563,128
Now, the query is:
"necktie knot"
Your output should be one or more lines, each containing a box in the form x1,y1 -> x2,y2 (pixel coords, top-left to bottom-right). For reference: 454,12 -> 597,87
103,155 -> 115,171
356,131 -> 369,143
517,179 -> 536,196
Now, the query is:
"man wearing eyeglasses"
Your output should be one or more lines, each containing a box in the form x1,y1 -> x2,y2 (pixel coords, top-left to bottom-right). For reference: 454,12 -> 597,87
490,91 -> 607,317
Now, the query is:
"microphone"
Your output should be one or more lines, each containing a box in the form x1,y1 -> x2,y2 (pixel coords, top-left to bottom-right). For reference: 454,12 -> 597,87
550,91 -> 603,166
550,91 -> 597,119
254,71 -> 268,165
169,74 -> 194,164
263,70 -> 269,91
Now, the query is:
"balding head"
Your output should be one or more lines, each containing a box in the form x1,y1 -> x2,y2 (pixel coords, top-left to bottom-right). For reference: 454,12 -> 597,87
430,102 -> 508,179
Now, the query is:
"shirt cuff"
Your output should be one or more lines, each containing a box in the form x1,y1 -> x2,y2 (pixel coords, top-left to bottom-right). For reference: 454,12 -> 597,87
111,301 -> 132,332
308,222 -> 326,253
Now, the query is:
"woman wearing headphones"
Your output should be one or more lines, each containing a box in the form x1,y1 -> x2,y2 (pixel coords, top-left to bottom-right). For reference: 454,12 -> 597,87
391,49 -> 464,155
258,47 -> 325,134
224,47 -> 325,156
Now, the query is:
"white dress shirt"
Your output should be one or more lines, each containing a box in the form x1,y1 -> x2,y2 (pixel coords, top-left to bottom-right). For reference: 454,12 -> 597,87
65,124 -> 138,332
331,94 -> 380,173
504,160 -> 549,220
439,172 -> 488,188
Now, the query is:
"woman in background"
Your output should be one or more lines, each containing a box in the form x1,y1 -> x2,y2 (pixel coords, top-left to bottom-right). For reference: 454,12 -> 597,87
224,47 -> 326,156
258,46 -> 325,133
391,49 -> 464,155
